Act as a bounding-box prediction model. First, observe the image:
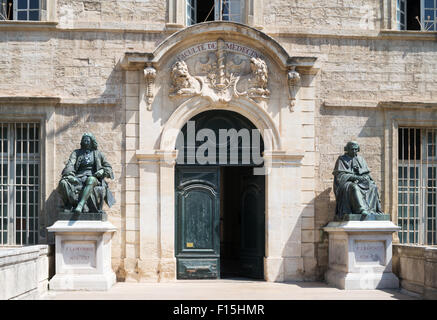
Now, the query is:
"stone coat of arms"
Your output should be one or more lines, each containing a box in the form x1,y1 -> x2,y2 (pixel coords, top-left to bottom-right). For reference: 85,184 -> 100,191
169,39 -> 270,104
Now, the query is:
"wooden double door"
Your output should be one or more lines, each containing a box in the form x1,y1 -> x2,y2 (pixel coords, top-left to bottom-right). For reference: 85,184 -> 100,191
175,166 -> 265,279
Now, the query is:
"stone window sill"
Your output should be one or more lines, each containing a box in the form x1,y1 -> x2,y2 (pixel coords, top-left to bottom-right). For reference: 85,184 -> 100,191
0,20 -> 58,30
379,29 -> 437,40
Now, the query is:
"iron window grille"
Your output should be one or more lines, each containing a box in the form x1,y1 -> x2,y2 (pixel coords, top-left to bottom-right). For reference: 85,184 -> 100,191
398,127 -> 437,245
0,122 -> 40,245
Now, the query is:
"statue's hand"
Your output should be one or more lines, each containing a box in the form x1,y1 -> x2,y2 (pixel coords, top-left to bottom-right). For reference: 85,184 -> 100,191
68,176 -> 79,184
357,176 -> 368,183
95,169 -> 104,179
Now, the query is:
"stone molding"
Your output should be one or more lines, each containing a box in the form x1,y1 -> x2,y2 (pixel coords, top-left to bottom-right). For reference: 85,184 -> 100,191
324,220 -> 400,233
0,96 -> 119,107
47,220 -> 117,233
324,100 -> 437,110
0,96 -> 61,105
135,149 -> 178,164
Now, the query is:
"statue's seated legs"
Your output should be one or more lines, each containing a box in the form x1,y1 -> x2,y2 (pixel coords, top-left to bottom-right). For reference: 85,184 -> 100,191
350,183 -> 369,215
58,179 -> 79,211
74,176 -> 98,213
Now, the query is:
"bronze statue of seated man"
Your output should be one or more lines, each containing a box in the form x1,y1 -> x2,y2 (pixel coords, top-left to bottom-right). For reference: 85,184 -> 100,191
57,133 -> 115,214
332,141 -> 385,220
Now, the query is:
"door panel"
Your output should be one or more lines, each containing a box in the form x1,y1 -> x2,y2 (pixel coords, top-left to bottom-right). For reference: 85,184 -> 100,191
175,166 -> 220,279
240,169 -> 265,279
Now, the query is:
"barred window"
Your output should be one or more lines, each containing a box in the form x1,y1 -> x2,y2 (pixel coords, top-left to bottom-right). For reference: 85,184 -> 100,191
0,122 -> 40,245
398,128 -> 437,245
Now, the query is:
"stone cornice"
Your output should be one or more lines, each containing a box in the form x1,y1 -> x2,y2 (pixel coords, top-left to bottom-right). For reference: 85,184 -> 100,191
0,96 -> 61,105
268,28 -> 437,41
1,21 -> 436,42
0,97 -> 118,107
0,20 -> 58,31
324,100 -> 437,110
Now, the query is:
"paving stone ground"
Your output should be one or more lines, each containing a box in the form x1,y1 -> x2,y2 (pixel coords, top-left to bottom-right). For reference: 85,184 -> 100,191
42,279 -> 419,300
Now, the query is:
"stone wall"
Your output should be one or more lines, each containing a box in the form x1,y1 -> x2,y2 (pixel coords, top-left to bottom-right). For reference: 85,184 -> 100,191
0,245 -> 52,299
0,30 -> 165,102
54,0 -> 385,32
393,244 -> 437,299
57,0 -> 166,29
263,0 -> 381,31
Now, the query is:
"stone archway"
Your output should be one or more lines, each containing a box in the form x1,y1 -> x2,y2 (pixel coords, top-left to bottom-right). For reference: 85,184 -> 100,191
123,21 -> 319,282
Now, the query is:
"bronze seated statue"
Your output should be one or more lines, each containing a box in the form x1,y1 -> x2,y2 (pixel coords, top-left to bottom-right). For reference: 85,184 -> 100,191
57,133 -> 115,214
332,141 -> 387,221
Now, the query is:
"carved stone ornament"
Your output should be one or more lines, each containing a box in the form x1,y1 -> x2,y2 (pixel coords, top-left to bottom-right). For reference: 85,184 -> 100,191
287,66 -> 300,111
169,39 -> 270,104
144,66 -> 157,111
169,60 -> 201,97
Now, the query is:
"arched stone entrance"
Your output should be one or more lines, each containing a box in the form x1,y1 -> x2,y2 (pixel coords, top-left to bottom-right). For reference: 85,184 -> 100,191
174,109 -> 265,279
123,21 -> 319,282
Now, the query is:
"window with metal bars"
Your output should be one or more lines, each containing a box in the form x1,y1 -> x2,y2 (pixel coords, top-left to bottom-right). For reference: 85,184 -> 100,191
0,122 -> 40,246
398,127 -> 437,245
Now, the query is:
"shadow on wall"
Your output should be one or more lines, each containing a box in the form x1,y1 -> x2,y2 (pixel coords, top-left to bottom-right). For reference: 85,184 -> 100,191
275,187 -> 335,282
313,187 -> 335,281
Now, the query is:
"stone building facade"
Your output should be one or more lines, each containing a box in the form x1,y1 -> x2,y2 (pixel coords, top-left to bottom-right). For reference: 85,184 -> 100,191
0,0 -> 436,292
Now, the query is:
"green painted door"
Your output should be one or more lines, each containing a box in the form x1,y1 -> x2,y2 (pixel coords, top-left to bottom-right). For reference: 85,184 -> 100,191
175,166 -> 220,279
239,169 -> 265,279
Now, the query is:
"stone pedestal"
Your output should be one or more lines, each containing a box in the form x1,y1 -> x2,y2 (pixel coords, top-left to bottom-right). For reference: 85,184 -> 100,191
47,220 -> 117,291
323,220 -> 400,290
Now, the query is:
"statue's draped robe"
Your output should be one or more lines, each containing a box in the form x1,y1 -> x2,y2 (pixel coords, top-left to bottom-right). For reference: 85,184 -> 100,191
333,154 -> 382,218
58,149 -> 115,212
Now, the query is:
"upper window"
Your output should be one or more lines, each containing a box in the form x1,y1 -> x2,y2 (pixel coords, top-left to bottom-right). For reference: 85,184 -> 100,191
186,0 -> 243,26
397,0 -> 437,31
0,0 -> 41,21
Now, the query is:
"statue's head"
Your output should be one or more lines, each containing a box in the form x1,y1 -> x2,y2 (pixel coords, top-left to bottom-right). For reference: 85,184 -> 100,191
80,133 -> 98,151
344,141 -> 360,158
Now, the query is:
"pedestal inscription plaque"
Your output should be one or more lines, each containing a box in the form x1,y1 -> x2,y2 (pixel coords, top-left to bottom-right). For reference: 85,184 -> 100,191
354,240 -> 385,265
63,241 -> 96,268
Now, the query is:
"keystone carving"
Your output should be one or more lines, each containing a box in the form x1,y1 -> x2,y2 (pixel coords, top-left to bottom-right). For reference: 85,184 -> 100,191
287,66 -> 300,111
144,66 -> 157,111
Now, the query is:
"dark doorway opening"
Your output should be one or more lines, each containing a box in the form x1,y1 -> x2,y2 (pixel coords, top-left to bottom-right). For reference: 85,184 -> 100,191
220,166 -> 265,279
